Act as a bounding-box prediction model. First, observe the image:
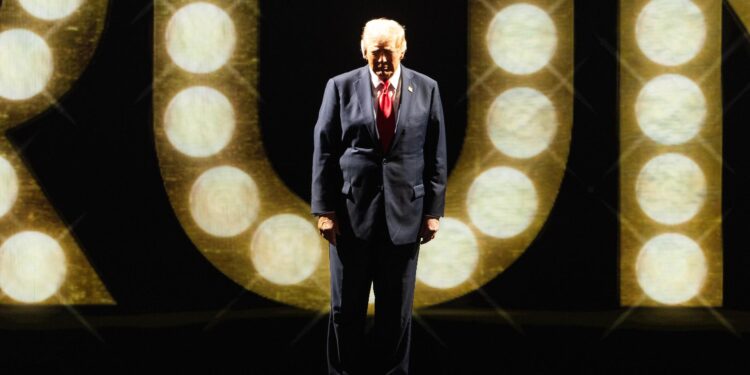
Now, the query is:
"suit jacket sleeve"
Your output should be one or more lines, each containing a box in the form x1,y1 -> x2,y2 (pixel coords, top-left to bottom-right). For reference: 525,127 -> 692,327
422,82 -> 447,218
311,78 -> 343,215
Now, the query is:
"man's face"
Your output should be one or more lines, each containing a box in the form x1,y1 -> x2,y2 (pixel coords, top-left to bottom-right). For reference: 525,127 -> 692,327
363,34 -> 403,83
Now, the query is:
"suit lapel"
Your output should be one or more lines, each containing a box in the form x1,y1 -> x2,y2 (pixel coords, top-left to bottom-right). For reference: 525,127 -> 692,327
387,66 -> 413,155
354,66 -> 378,148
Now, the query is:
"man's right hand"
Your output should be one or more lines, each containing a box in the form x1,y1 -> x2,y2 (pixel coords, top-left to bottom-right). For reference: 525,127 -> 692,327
317,213 -> 340,246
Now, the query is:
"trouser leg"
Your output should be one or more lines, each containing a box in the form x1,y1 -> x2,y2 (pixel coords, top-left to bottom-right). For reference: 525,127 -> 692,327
328,235 -> 374,375
372,235 -> 420,375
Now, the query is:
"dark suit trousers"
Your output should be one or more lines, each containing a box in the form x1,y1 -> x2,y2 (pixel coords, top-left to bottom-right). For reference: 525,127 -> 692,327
327,209 -> 420,375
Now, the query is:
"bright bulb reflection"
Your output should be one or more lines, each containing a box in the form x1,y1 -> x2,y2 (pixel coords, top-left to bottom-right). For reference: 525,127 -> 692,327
636,233 -> 707,304
250,214 -> 321,285
417,218 -> 479,289
486,4 -> 557,74
467,167 -> 538,238
19,0 -> 83,20
636,0 -> 706,66
636,153 -> 706,225
0,29 -> 53,100
488,87 -> 557,158
164,86 -> 235,157
636,74 -> 705,145
166,2 -> 236,73
0,231 -> 67,303
189,166 -> 260,237
0,156 -> 19,218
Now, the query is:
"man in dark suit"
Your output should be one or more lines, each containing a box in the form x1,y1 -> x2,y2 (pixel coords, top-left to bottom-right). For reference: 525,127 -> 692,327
311,18 -> 447,374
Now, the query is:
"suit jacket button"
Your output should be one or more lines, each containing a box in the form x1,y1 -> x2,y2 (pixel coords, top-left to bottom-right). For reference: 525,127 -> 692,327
382,158 -> 388,165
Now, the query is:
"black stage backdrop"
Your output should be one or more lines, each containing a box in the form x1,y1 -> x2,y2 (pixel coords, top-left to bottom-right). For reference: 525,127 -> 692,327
3,0 -> 750,373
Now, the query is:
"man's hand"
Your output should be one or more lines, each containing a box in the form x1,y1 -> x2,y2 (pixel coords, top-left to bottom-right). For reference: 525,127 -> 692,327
317,213 -> 340,246
419,216 -> 440,244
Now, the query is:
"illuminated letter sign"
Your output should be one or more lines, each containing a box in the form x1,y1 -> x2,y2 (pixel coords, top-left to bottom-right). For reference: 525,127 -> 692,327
0,0 -> 112,305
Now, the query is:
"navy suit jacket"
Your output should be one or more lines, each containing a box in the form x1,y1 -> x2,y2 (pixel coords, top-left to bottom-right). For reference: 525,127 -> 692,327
311,65 -> 447,245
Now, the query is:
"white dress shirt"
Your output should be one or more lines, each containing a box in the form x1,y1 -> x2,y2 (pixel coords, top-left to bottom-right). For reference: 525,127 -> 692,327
368,65 -> 402,135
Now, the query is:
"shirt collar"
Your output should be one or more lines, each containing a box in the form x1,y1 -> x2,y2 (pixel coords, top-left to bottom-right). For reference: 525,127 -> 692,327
369,65 -> 401,90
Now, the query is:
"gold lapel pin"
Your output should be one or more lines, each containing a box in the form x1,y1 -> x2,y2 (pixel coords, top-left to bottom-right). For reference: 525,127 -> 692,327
408,85 -> 413,93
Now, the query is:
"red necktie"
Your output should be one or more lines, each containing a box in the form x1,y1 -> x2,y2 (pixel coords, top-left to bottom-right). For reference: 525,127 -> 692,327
376,80 -> 395,153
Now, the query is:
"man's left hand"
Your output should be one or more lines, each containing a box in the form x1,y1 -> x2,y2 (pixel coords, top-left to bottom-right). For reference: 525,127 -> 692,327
419,216 -> 440,244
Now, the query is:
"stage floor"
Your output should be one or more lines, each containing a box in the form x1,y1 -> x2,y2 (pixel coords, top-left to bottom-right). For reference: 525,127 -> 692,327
2,307 -> 749,373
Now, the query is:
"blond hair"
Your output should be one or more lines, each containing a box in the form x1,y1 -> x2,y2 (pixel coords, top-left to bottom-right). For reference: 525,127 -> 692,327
360,18 -> 407,58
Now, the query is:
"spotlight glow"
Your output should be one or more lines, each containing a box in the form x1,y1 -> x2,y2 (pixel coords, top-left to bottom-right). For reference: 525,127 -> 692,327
636,233 -> 707,304
636,0 -> 706,66
636,74 -> 706,145
18,0 -> 83,20
467,167 -> 538,238
636,153 -> 706,225
0,29 -> 53,100
250,214 -> 321,285
166,2 -> 236,73
417,218 -> 479,289
0,156 -> 19,218
0,231 -> 67,303
486,4 -> 557,74
488,87 -> 557,158
164,86 -> 235,157
189,166 -> 259,237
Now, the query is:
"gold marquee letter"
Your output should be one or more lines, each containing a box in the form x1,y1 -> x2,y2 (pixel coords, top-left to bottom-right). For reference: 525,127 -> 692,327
0,0 -> 112,305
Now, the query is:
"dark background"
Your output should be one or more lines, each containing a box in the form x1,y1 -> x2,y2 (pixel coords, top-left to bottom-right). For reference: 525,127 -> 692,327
2,0 -> 750,373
